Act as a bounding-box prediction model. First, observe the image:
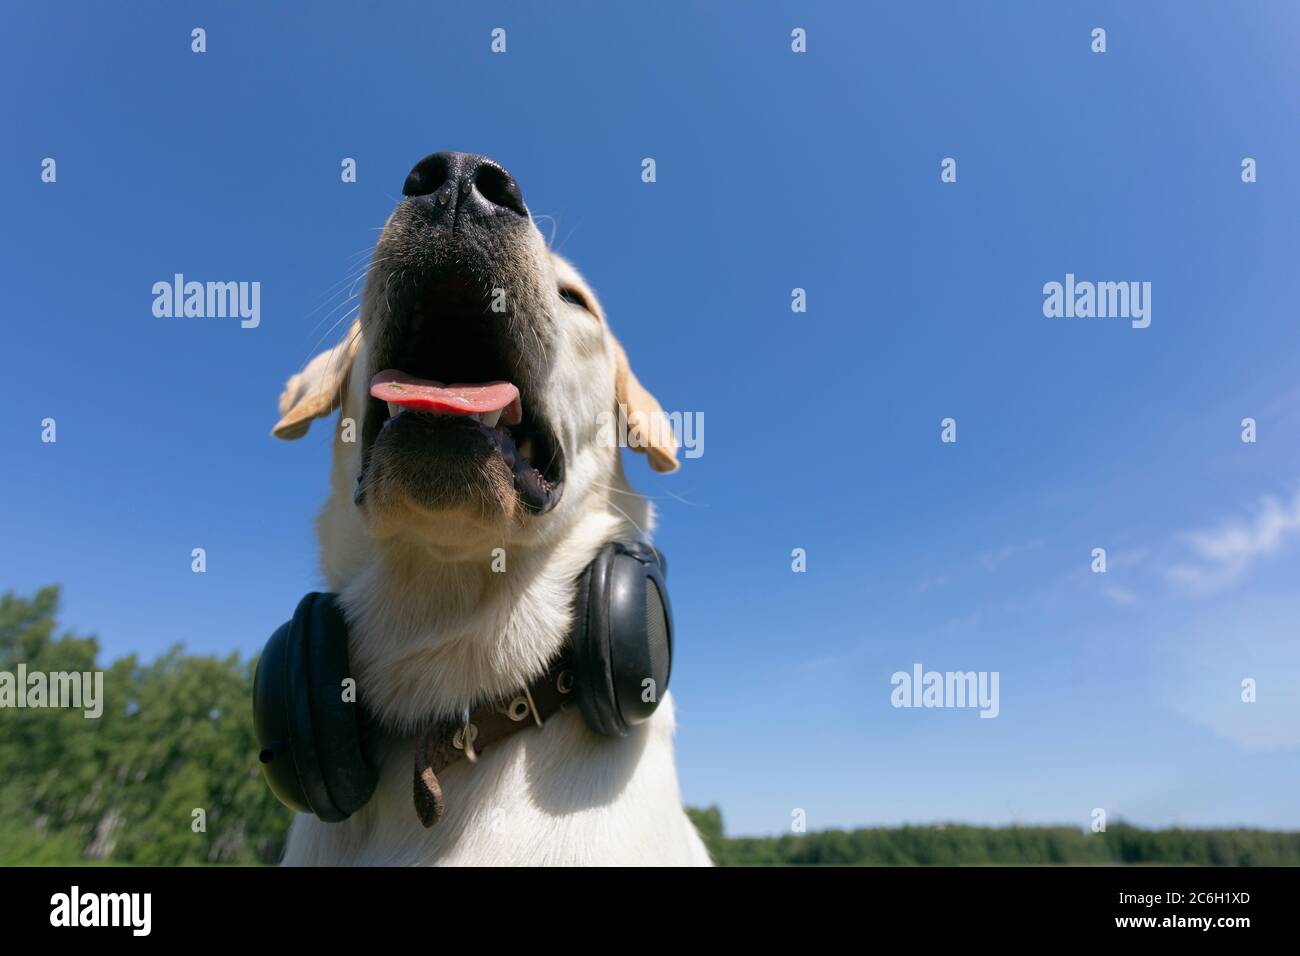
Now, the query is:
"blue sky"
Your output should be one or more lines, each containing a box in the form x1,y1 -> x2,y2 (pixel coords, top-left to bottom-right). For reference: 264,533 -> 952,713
3,2 -> 1299,836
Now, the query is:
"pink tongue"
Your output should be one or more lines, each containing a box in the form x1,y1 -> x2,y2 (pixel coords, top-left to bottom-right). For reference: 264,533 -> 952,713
370,370 -> 522,425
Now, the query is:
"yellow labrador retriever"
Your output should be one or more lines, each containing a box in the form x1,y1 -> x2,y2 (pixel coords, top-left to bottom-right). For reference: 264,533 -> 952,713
270,152 -> 709,865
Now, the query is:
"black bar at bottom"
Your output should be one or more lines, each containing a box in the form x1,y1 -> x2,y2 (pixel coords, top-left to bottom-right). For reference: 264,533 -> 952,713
0,864 -> 1283,941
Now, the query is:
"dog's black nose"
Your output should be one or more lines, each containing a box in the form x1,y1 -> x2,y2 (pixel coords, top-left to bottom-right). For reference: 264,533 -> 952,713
402,152 -> 528,221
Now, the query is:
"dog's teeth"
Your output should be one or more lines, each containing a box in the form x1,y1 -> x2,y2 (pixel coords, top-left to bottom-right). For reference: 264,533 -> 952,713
382,403 -> 502,426
517,437 -> 534,461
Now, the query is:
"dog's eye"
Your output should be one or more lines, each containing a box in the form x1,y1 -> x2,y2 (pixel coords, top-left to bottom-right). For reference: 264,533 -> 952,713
559,287 -> 592,312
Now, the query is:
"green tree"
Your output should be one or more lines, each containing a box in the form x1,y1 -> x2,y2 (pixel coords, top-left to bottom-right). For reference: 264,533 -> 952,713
0,587 -> 292,864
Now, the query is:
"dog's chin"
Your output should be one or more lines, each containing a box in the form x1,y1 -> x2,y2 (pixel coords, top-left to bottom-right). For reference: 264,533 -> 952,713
357,404 -> 565,543
366,412 -> 515,510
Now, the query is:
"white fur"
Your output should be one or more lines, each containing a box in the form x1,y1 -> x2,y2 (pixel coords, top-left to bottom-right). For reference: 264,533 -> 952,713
275,215 -> 708,866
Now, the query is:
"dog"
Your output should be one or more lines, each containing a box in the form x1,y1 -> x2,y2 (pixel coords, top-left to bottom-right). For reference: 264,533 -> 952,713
269,152 -> 710,866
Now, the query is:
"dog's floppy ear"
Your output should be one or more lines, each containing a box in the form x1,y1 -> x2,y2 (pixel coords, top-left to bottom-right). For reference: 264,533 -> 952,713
612,337 -> 679,473
272,322 -> 361,440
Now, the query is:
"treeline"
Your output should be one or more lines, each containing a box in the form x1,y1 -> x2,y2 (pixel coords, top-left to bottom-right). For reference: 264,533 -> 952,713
2,587 -> 1297,866
686,807 -> 1300,866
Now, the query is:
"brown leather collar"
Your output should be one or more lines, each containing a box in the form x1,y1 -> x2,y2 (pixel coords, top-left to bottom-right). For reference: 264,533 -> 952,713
413,655 -> 576,827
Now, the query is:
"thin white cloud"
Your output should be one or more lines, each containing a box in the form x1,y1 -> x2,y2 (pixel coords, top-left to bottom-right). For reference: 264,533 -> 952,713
1167,487 -> 1300,594
1159,604 -> 1300,753
1102,586 -> 1138,607
978,539 -> 1044,572
914,573 -> 949,594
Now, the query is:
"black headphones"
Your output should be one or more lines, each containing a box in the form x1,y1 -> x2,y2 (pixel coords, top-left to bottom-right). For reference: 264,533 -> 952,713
253,540 -> 673,823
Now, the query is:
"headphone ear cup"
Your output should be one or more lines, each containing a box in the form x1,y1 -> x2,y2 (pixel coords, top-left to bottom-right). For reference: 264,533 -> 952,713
607,550 -> 672,728
304,594 -> 378,819
570,543 -> 674,737
253,593 -> 377,822
253,610 -> 307,812
571,552 -> 624,736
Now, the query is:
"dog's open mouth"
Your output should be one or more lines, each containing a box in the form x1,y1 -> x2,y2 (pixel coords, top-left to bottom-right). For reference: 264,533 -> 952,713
357,278 -> 565,515
369,371 -> 562,512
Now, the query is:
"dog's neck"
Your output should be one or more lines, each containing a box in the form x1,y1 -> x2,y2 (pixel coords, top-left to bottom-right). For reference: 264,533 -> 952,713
332,500 -> 640,733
